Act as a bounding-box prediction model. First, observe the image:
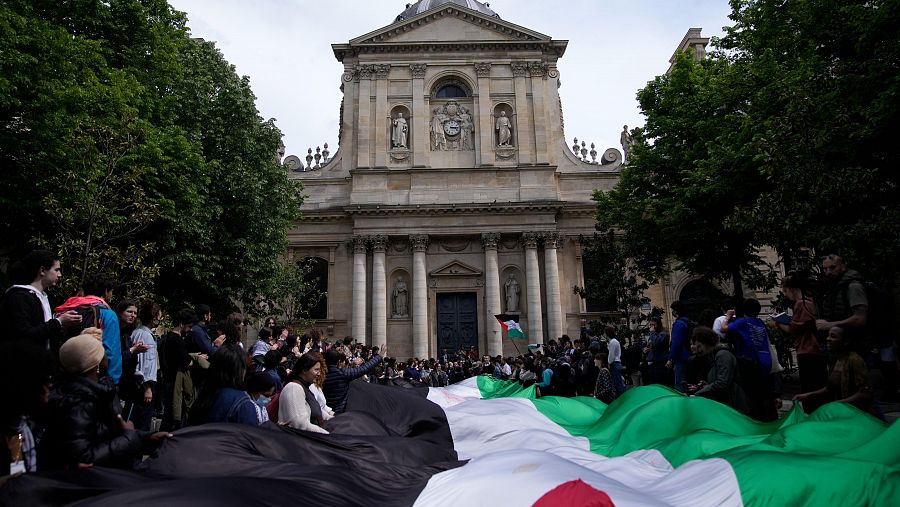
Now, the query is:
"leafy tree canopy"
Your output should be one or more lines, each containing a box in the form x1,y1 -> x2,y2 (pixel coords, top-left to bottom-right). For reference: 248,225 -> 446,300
595,0 -> 899,298
0,0 -> 305,318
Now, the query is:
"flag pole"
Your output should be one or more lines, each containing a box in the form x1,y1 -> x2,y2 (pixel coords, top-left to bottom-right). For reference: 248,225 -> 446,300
507,331 -> 521,355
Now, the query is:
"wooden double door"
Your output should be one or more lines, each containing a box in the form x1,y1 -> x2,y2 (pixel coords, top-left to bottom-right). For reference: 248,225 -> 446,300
436,292 -> 478,355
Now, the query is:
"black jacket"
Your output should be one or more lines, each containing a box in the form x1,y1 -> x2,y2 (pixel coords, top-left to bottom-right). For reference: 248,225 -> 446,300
323,354 -> 383,413
0,286 -> 61,349
38,376 -> 149,470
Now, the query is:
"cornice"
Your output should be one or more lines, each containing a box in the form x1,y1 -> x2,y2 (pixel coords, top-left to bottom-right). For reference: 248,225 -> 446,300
335,41 -> 566,60
343,201 -> 567,217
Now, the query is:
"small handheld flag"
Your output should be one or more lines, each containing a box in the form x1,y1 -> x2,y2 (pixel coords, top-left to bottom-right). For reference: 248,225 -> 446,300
494,314 -> 525,340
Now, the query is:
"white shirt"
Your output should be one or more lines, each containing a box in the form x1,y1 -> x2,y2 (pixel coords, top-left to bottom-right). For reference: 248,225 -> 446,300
713,315 -> 729,338
278,382 -> 329,433
608,338 -> 622,364
308,383 -> 335,420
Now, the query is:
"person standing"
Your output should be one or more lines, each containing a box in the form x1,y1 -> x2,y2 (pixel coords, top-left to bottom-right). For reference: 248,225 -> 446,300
0,250 -> 82,350
606,326 -> 626,397
666,301 -> 693,392
55,274 -> 122,385
123,301 -> 161,431
644,317 -> 670,386
160,309 -> 195,431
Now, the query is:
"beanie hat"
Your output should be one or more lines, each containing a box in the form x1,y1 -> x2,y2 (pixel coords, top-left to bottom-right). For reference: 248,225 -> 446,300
59,333 -> 105,375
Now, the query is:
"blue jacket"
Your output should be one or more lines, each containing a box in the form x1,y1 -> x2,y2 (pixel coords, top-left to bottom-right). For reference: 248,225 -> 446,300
668,317 -> 692,364
186,323 -> 217,356
206,388 -> 259,426
98,308 -> 122,384
323,354 -> 383,414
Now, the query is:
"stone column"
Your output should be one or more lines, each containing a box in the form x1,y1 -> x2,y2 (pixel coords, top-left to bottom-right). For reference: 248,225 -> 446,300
474,62 -> 492,166
543,232 -> 564,341
511,61 -> 533,165
356,65 -> 374,168
522,232 -> 544,343
482,232 -> 502,356
340,67 -> 358,174
371,235 -> 388,349
410,64 -> 428,167
351,236 -> 368,343
574,240 -> 586,313
410,234 -> 429,359
529,62 -> 550,165
374,65 -> 390,167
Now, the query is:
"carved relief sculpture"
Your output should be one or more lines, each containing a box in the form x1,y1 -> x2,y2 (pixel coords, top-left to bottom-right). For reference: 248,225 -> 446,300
504,274 -> 520,313
459,106 -> 474,150
392,278 -> 409,317
495,110 -> 513,146
391,112 -> 409,149
430,101 -> 473,151
431,106 -> 448,151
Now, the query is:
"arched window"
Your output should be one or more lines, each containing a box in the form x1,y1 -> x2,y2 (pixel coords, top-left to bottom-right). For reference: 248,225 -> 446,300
435,84 -> 467,98
300,257 -> 328,320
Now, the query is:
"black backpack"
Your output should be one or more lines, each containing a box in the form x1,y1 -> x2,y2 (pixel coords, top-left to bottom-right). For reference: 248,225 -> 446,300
61,304 -> 103,341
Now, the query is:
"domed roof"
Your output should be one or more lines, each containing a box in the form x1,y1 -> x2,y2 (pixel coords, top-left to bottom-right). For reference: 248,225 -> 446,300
395,0 -> 500,23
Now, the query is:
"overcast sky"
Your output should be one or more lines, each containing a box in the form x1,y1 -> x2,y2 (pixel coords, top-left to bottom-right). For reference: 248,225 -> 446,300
167,0 -> 734,158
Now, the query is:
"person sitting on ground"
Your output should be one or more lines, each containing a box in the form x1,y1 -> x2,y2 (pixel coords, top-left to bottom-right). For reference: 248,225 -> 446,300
794,326 -> 874,414
190,343 -> 261,427
323,344 -> 385,414
279,354 -> 329,433
39,333 -> 172,470
691,326 -> 749,414
245,372 -> 276,425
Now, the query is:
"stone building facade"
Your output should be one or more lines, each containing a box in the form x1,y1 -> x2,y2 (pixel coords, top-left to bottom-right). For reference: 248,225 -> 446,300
286,1 -> 673,358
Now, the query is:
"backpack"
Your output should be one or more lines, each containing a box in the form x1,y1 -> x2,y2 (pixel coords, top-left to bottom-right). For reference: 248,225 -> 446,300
61,304 -> 104,342
841,280 -> 896,349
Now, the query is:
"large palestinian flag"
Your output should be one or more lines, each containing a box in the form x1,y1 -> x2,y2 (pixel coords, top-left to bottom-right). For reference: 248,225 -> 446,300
3,378 -> 898,506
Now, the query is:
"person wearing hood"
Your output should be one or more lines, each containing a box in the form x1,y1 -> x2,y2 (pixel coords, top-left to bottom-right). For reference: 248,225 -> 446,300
38,332 -> 172,470
691,326 -> 749,415
0,250 -> 82,350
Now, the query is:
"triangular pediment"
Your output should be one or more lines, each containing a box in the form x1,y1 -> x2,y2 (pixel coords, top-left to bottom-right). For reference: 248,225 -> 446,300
429,260 -> 483,277
350,6 -> 550,45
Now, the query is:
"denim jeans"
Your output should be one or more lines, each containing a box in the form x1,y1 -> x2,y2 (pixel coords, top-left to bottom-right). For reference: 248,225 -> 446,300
673,361 -> 687,393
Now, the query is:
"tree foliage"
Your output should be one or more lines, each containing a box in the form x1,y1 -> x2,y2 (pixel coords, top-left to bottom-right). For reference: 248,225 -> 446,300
595,0 -> 900,295
0,0 -> 306,317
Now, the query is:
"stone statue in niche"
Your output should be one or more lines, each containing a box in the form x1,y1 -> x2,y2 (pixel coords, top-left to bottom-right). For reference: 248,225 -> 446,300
392,278 -> 409,317
504,273 -> 520,313
391,112 -> 409,149
430,101 -> 473,151
496,110 -> 513,146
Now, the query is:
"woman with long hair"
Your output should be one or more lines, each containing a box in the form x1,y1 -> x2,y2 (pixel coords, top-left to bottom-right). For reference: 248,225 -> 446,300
278,353 -> 329,433
116,300 -> 147,419
306,352 -> 334,421
191,343 -> 260,426
122,301 -> 160,430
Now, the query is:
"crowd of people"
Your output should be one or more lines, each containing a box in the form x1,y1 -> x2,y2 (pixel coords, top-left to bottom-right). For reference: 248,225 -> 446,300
1,249 -> 896,480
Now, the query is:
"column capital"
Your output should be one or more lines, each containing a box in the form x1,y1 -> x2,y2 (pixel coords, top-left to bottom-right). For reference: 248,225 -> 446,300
522,231 -> 541,249
371,234 -> 389,252
374,64 -> 391,80
351,235 -> 368,254
410,63 -> 427,79
542,232 -> 562,249
474,62 -> 492,78
409,234 -> 429,252
528,62 -> 547,78
511,61 -> 529,77
481,232 -> 500,250
356,64 -> 376,80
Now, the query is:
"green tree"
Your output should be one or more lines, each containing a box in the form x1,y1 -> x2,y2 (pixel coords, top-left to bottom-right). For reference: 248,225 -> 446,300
719,0 -> 900,283
0,0 -> 306,319
595,50 -> 776,300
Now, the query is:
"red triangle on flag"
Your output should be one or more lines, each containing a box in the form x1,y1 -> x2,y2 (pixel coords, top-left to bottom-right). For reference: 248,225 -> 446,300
532,479 -> 615,507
